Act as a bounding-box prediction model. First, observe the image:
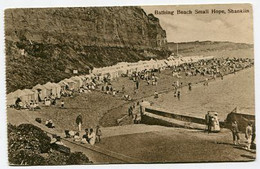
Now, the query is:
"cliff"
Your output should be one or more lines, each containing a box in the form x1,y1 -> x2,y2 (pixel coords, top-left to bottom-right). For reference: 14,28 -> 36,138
5,7 -> 170,93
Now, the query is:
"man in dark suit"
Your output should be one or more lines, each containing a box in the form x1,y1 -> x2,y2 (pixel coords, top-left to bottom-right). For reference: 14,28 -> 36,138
76,114 -> 83,132
205,112 -> 211,133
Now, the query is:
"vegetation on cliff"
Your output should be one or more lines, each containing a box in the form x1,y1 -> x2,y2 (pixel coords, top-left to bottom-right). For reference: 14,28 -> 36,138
8,123 -> 91,165
5,7 -> 170,93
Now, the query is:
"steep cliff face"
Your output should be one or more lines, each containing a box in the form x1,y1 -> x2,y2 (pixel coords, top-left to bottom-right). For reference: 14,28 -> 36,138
5,7 -> 170,93
5,7 -> 167,49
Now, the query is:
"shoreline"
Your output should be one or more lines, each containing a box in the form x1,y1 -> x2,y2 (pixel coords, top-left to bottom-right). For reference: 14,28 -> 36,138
99,66 -> 254,126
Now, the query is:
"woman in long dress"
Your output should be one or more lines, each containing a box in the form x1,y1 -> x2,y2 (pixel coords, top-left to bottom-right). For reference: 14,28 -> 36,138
88,128 -> 96,145
211,113 -> 220,132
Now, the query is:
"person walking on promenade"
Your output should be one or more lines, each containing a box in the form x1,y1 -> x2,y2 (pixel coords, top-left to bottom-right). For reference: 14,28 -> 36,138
245,122 -> 253,150
128,105 -> 133,118
76,113 -> 83,132
205,112 -> 211,133
231,120 -> 240,145
96,125 -> 102,143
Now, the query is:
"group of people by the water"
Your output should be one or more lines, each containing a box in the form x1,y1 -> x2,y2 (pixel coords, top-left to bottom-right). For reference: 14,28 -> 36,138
12,57 -> 253,113
174,57 -> 253,78
11,56 -> 255,152
171,57 -> 253,86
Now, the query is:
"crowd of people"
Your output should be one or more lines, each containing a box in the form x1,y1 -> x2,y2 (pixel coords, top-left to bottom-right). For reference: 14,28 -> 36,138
12,56 -> 255,150
173,57 -> 253,78
12,57 -> 253,112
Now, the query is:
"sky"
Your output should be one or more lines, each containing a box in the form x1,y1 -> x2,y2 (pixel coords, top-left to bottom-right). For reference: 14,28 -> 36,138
142,4 -> 253,44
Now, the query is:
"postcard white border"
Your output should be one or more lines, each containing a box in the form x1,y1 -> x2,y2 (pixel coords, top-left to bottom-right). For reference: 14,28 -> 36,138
0,0 -> 259,169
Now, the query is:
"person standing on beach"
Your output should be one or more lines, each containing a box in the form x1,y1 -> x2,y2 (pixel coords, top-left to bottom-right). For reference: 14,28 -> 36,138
136,80 -> 139,89
76,114 -> 83,132
128,105 -> 133,118
177,91 -> 181,101
205,112 -> 211,133
176,80 -> 179,87
122,85 -> 125,93
188,83 -> 192,91
61,100 -> 65,108
231,120 -> 240,145
245,122 -> 253,150
96,125 -> 102,143
154,91 -> 159,99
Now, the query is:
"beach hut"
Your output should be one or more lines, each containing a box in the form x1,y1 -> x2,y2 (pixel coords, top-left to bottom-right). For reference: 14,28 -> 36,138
21,89 -> 35,104
11,89 -> 29,104
108,70 -> 119,80
63,78 -> 77,90
31,89 -> 39,102
6,92 -> 16,106
43,82 -> 56,97
33,84 -> 47,101
43,82 -> 62,98
70,76 -> 83,89
58,80 -> 69,91
51,83 -> 61,98
11,89 -> 24,104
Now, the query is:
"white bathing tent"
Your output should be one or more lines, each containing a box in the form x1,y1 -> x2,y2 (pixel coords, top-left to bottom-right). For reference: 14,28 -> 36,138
20,89 -> 35,104
70,76 -> 83,89
63,78 -> 77,90
6,92 -> 16,106
31,88 -> 39,102
42,82 -> 61,98
78,75 -> 87,85
52,83 -> 61,98
42,82 -> 55,97
149,59 -> 158,69
108,70 -> 119,80
12,89 -> 24,103
9,89 -> 33,104
33,84 -> 47,101
58,80 -> 69,91
115,62 -> 128,74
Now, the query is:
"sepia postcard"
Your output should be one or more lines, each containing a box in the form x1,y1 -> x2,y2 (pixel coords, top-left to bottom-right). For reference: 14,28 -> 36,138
5,3 -> 255,165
